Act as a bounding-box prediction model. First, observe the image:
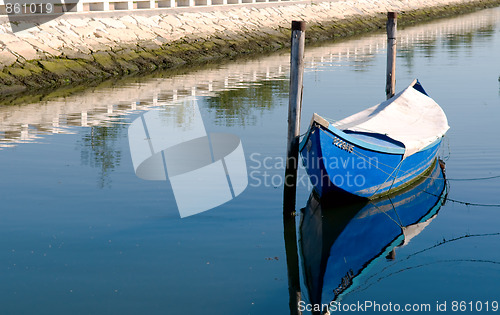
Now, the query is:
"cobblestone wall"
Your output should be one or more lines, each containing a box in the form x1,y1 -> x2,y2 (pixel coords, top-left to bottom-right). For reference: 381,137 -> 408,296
0,0 -> 499,95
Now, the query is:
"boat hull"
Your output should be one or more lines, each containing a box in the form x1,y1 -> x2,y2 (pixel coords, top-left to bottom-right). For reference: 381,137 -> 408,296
300,121 -> 442,199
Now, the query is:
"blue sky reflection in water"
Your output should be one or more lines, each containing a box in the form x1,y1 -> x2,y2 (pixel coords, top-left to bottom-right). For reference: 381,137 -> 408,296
1,7 -> 500,315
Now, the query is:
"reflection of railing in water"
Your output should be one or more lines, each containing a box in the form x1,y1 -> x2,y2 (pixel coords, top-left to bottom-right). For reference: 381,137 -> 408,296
0,7 -> 498,148
306,10 -> 498,72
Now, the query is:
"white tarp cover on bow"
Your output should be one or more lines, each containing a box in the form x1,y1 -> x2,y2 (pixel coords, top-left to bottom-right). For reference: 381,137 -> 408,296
332,81 -> 450,158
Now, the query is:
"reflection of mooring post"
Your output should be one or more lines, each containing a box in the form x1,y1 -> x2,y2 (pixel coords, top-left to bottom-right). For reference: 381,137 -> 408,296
386,12 -> 397,99
283,214 -> 302,315
283,20 -> 305,315
284,20 -> 306,214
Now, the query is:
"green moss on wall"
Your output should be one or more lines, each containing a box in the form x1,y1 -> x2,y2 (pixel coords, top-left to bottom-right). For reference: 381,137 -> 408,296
1,0 -> 500,100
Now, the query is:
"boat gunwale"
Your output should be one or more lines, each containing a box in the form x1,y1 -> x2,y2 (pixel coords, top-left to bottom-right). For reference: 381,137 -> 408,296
300,113 -> 406,155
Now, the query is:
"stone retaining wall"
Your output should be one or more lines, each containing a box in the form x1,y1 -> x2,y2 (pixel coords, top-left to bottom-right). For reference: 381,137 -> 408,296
1,0 -> 500,95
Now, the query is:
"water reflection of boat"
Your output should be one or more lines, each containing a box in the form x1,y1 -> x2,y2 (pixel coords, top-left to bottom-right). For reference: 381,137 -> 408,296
299,160 -> 447,313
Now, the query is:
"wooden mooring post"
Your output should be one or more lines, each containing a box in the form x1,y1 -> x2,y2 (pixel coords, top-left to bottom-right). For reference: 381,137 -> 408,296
283,20 -> 306,214
386,12 -> 397,99
283,20 -> 305,315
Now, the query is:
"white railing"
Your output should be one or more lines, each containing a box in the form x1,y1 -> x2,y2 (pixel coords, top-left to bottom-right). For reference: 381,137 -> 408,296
0,0 -> 298,14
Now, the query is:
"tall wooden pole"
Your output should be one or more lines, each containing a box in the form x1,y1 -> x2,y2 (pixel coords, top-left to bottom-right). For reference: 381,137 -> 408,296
283,20 -> 305,315
386,12 -> 397,99
284,20 -> 306,214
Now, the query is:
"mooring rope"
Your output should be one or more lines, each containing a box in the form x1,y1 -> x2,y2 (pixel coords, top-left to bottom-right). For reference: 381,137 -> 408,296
447,174 -> 500,181
369,197 -> 405,229
316,121 -> 500,183
316,128 -> 500,207
405,232 -> 500,259
350,140 -> 499,183
414,182 -> 500,208
342,231 -> 500,300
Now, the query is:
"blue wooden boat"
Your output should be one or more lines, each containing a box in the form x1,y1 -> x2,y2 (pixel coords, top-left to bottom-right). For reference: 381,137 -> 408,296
299,160 -> 447,310
299,80 -> 449,199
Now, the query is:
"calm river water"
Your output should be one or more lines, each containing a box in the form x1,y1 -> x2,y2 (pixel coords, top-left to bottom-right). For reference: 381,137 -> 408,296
1,7 -> 500,315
